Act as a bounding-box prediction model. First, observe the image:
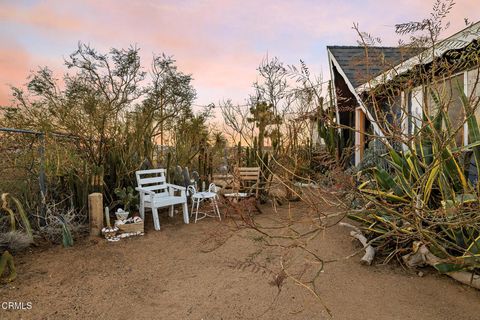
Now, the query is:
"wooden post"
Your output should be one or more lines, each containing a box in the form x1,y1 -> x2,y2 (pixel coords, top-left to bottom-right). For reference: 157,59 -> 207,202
355,107 -> 366,166
88,193 -> 104,236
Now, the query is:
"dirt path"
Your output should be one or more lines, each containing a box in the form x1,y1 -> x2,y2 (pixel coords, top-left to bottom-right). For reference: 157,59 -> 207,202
1,202 -> 480,319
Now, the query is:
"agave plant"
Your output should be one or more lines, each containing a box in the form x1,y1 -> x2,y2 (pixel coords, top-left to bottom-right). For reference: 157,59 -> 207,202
1,193 -> 33,239
0,194 -> 34,282
352,89 -> 480,273
0,251 -> 16,282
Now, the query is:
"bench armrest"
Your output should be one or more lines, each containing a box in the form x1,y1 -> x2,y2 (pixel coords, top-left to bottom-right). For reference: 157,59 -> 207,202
135,187 -> 155,196
166,183 -> 186,191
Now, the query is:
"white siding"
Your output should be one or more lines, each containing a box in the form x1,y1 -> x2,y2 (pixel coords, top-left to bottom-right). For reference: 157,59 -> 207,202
464,68 -> 480,144
411,86 -> 423,131
400,91 -> 410,150
466,68 -> 480,101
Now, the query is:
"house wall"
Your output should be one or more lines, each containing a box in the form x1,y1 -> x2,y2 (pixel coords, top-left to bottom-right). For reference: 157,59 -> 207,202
355,107 -> 365,165
310,120 -> 324,147
399,67 -> 480,148
465,67 -> 480,144
332,65 -> 357,164
410,86 -> 424,132
467,68 -> 480,97
467,68 -> 480,119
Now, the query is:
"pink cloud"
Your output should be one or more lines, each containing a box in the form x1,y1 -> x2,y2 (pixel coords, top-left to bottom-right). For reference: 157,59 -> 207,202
0,1 -> 82,33
0,41 -> 32,105
0,0 -> 479,108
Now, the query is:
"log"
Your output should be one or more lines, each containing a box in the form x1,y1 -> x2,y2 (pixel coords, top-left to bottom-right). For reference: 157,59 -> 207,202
403,242 -> 480,290
340,222 -> 375,265
88,193 -> 104,236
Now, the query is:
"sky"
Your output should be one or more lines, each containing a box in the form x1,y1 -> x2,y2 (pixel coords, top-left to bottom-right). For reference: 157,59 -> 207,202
0,0 -> 479,108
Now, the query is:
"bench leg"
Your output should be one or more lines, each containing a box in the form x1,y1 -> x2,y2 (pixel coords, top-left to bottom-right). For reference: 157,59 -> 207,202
152,207 -> 161,231
194,199 -> 200,223
213,198 -> 221,221
169,205 -> 174,218
139,202 -> 145,220
183,202 -> 189,224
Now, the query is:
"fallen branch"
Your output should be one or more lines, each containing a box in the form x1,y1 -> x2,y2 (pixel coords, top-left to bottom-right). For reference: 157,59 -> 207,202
403,242 -> 480,290
340,222 -> 375,265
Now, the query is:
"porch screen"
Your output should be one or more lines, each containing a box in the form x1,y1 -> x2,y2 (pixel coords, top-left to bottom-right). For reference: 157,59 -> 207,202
467,68 -> 480,124
426,74 -> 465,146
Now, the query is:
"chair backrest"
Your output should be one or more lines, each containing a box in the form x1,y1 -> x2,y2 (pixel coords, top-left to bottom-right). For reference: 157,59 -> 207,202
187,185 -> 197,196
136,169 -> 169,196
236,167 -> 261,182
235,167 -> 261,197
208,183 -> 218,193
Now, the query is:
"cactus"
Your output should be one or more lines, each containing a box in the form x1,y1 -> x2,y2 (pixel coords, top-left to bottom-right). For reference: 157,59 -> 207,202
237,141 -> 242,167
166,151 -> 172,183
203,149 -> 208,182
1,194 -> 34,282
56,215 -> 73,248
0,251 -> 16,282
1,193 -> 33,239
259,151 -> 271,201
174,165 -> 183,185
182,167 -> 191,187
114,186 -> 137,212
91,165 -> 104,193
191,171 -> 200,187
208,152 -> 213,180
223,146 -> 228,168
317,80 -> 345,164
197,150 -> 202,177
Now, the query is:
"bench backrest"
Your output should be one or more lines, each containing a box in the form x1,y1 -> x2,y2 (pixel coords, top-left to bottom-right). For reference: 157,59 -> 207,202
136,169 -> 169,196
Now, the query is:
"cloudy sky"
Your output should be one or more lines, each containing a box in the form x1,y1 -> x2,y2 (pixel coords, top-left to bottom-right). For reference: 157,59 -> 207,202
0,0 -> 479,107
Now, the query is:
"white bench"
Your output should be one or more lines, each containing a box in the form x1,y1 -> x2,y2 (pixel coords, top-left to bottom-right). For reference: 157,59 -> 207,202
135,169 -> 189,230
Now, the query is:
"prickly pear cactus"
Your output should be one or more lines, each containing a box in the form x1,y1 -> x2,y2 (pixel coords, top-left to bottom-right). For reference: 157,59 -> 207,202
174,165 -> 184,185
182,167 -> 191,187
166,152 -> 172,182
191,171 -> 200,186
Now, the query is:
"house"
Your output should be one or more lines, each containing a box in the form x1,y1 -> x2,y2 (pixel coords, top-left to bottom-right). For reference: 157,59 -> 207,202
328,22 -> 480,166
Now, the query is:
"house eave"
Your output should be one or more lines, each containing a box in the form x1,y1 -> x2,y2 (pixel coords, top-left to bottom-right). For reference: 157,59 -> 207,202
356,21 -> 480,94
327,47 -> 385,138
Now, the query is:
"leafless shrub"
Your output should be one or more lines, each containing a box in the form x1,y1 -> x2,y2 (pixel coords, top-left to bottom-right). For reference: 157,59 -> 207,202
0,231 -> 33,252
36,200 -> 87,244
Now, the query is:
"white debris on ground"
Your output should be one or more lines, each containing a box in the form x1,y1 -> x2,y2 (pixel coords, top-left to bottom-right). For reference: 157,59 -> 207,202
102,215 -> 144,242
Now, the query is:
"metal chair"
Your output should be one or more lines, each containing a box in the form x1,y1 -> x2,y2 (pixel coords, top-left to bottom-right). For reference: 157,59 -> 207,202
187,184 -> 221,223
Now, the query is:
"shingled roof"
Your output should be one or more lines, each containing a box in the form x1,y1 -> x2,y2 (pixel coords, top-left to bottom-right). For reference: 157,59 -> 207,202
327,46 -> 420,88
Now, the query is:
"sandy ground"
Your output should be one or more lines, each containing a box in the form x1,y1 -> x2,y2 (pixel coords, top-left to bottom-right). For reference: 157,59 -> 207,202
1,200 -> 480,320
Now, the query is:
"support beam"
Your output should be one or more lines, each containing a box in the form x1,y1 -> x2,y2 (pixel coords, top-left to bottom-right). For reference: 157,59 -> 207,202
355,107 -> 366,166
